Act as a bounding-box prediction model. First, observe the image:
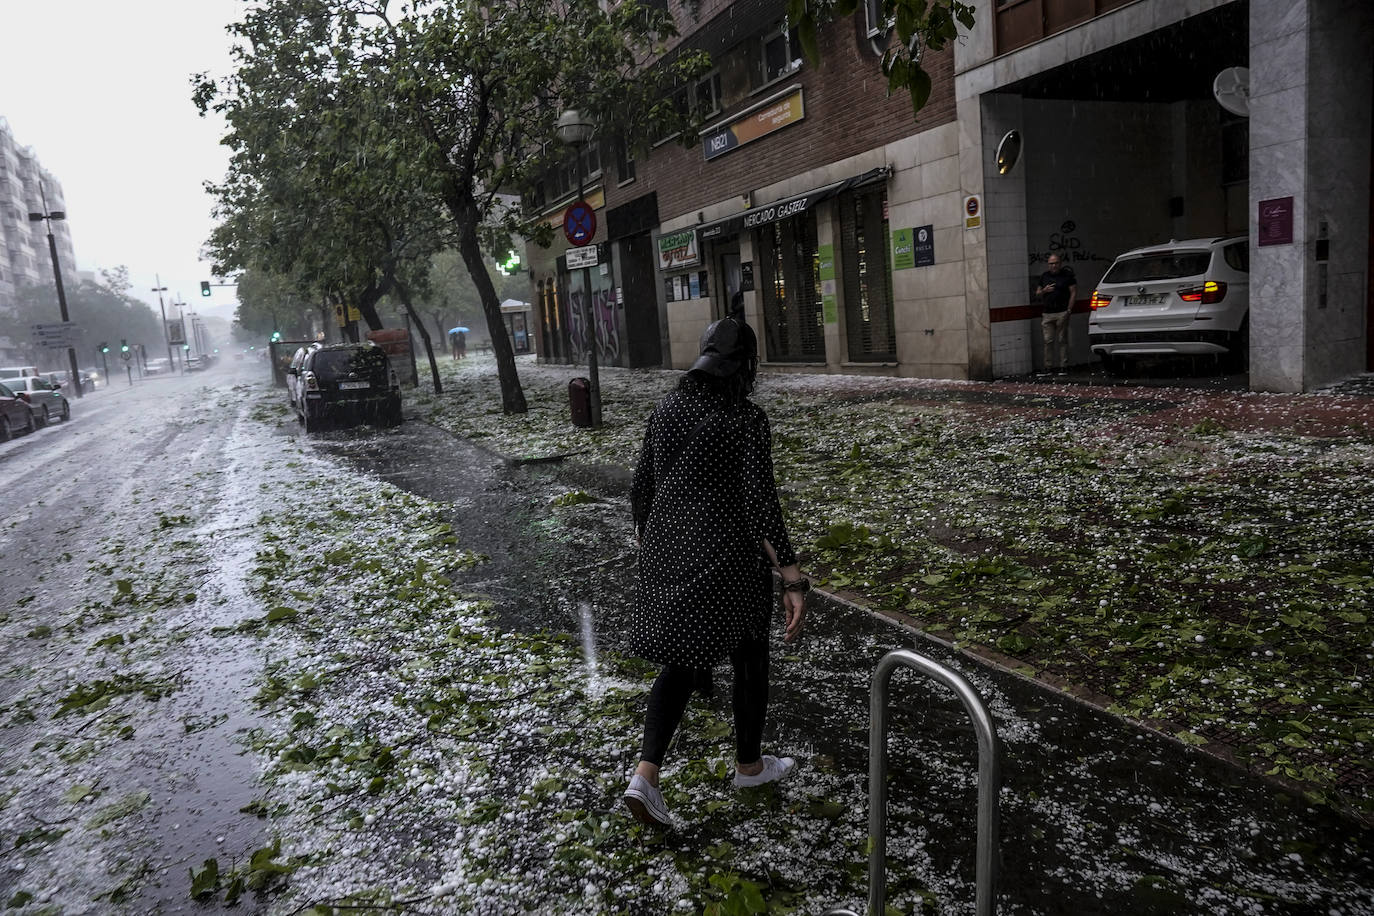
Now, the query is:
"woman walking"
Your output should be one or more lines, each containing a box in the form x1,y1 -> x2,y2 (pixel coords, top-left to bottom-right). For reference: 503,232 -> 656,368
623,295 -> 807,828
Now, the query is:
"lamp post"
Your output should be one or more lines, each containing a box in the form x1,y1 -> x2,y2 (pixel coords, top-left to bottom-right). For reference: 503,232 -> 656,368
27,186 -> 83,398
556,108 -> 602,428
152,276 -> 175,374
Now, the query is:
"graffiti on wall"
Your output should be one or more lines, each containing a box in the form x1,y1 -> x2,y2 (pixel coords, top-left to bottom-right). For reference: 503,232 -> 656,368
568,288 -> 622,365
1027,220 -> 1109,266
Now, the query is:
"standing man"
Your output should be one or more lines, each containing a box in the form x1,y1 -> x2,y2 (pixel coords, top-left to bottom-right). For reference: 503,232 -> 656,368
1037,255 -> 1077,373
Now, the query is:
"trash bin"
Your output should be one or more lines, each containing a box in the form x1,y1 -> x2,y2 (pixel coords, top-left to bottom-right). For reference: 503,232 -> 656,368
569,377 -> 592,427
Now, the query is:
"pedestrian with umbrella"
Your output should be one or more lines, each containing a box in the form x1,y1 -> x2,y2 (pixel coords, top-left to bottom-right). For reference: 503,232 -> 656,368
448,326 -> 469,360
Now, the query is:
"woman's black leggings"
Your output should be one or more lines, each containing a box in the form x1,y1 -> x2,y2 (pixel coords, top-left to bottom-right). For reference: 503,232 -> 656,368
640,632 -> 769,767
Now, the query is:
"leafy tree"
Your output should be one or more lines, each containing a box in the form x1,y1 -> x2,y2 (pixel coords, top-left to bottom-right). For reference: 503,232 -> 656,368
200,0 -> 706,414
9,270 -> 163,368
788,0 -> 975,115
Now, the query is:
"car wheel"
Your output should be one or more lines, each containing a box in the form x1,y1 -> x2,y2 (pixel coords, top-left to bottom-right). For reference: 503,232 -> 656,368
36,406 -> 48,428
60,400 -> 70,421
0,416 -> 9,441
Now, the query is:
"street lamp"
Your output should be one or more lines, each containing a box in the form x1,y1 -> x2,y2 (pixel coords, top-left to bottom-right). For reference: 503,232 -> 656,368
27,186 -> 83,399
152,276 -> 175,374
556,108 -> 602,428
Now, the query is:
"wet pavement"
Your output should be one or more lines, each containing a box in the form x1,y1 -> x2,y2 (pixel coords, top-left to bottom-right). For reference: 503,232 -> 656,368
2,361 -> 1371,914
319,404 -> 1374,914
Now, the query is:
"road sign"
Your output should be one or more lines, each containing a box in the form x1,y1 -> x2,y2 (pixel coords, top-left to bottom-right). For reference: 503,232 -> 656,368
566,246 -> 599,270
563,201 -> 596,247
31,322 -> 80,348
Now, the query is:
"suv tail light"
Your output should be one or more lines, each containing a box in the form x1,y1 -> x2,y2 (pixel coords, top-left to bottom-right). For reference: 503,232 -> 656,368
1090,289 -> 1112,310
303,370 -> 319,390
1178,280 -> 1226,304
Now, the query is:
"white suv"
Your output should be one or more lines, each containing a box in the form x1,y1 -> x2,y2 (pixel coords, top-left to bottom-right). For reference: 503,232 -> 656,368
1088,236 -> 1249,373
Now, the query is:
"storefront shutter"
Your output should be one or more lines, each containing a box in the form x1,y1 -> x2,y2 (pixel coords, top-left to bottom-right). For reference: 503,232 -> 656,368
840,187 -> 897,361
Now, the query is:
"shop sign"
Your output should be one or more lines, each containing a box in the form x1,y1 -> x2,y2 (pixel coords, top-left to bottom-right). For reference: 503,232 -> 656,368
892,228 -> 915,270
702,88 -> 804,162
657,229 -> 699,270
819,244 -> 837,324
913,225 -> 935,267
741,195 -> 812,230
1258,196 -> 1294,246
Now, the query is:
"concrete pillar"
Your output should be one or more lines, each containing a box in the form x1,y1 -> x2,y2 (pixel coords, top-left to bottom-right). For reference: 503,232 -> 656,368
1249,0 -> 1372,391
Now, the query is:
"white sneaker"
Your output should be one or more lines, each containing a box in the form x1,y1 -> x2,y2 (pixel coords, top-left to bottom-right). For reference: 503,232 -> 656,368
732,755 -> 796,788
623,774 -> 673,828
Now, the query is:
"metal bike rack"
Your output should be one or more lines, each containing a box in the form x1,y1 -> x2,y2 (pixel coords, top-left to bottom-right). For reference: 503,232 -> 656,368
826,648 -> 1002,916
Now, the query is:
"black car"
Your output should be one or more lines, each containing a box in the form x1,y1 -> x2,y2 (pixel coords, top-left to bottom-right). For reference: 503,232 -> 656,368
286,343 -> 402,431
0,382 -> 37,440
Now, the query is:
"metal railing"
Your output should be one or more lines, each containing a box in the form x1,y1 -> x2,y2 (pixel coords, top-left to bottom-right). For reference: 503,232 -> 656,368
826,648 -> 1002,916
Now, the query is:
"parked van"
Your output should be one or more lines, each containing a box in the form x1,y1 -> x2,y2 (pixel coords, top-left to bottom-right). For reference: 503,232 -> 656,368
0,366 -> 39,378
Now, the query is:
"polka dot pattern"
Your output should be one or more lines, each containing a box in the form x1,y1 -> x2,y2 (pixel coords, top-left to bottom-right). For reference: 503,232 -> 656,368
629,380 -> 796,669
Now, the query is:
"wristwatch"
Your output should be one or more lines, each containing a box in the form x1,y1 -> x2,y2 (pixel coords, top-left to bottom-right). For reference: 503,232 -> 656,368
781,578 -> 811,594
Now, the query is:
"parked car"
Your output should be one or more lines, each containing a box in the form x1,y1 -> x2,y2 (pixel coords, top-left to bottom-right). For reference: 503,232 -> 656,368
0,376 -> 69,426
1088,236 -> 1249,373
0,382 -> 37,440
286,342 -> 402,431
184,356 -> 205,372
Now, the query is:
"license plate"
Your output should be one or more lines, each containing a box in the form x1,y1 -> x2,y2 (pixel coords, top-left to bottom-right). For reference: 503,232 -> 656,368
338,380 -> 370,390
1126,293 -> 1166,306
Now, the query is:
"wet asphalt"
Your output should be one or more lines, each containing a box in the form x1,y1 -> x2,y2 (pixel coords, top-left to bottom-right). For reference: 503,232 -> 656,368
315,408 -> 1374,915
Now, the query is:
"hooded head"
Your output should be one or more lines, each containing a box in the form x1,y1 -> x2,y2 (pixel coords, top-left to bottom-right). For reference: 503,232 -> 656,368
689,291 -> 757,378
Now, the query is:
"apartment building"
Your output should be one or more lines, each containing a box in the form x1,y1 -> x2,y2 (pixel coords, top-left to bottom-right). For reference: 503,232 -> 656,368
524,0 -> 1373,392
1,117 -> 78,361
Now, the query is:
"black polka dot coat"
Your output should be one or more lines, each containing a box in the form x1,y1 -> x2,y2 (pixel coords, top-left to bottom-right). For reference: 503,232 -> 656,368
629,379 -> 797,669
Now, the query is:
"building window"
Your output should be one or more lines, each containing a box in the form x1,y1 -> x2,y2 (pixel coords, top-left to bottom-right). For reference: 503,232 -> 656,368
839,187 -> 896,361
756,212 -> 824,362
614,140 -> 636,185
756,21 -> 802,88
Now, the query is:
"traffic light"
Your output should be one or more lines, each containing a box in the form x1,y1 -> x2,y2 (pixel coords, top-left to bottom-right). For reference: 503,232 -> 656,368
100,342 -> 109,353
270,330 -> 282,342
120,339 -> 129,353
183,344 -> 191,351
201,281 -> 211,297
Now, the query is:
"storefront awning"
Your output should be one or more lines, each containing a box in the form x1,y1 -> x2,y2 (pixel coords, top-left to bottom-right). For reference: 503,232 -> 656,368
697,166 -> 892,241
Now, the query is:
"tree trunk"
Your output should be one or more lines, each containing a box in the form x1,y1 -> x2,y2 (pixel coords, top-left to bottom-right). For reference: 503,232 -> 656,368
358,276 -> 392,332
396,281 -> 444,394
446,194 -> 527,414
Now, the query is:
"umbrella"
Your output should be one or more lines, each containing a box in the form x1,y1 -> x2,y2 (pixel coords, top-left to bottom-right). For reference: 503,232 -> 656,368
448,326 -> 470,334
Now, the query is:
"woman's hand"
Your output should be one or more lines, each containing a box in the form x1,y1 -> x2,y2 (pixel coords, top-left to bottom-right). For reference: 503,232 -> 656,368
782,589 -> 806,643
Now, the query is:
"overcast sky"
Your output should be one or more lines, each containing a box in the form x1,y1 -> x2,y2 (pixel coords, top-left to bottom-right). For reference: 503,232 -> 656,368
1,0 -> 244,321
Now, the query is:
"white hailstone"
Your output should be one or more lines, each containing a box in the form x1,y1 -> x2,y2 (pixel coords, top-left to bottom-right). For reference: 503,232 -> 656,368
430,883 -> 457,897
584,883 -> 597,897
1157,642 -> 1165,649
600,821 -> 609,830
1231,555 -> 1240,562
1288,852 -> 1303,863
1194,635 -> 1204,643
1099,599 -> 1109,607
555,832 -> 566,843
216,835 -> 225,843
1265,650 -> 1274,657
1108,563 -> 1117,570
12,862 -> 23,872
1201,679 -> 1211,685
364,814 -> 376,826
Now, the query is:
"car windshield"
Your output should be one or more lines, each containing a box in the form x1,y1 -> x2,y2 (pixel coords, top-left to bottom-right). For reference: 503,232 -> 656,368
1104,251 -> 1212,283
311,348 -> 388,378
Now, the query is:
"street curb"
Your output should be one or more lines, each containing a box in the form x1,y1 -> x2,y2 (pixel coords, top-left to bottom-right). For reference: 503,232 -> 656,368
807,585 -> 1371,827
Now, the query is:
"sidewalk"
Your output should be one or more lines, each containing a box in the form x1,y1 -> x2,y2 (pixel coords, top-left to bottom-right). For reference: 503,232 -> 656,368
419,355 -> 1374,824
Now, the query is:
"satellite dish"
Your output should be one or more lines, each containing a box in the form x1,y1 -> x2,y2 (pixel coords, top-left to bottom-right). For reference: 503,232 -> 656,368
995,130 -> 1022,175
1213,67 -> 1250,117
